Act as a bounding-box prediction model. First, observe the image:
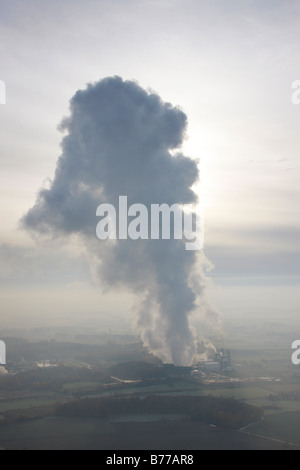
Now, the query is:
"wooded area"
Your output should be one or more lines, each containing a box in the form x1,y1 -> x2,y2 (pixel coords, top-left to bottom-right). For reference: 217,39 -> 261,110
56,395 -> 263,429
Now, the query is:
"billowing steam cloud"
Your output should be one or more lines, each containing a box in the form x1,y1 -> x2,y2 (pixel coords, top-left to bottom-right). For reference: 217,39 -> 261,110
22,76 -> 214,366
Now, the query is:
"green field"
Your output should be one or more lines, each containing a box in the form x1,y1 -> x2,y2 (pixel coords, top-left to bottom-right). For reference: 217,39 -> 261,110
0,417 -> 293,450
110,413 -> 188,423
247,411 -> 300,446
202,386 -> 269,400
63,382 -> 100,391
0,397 -> 59,413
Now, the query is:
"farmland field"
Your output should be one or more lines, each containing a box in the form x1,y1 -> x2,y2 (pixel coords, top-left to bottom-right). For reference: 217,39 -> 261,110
246,411 -> 300,446
63,382 -> 100,391
0,397 -> 60,413
0,417 -> 296,450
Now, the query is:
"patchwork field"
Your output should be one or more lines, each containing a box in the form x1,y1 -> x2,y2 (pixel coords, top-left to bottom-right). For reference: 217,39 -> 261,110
245,411 -> 300,446
0,417 -> 296,450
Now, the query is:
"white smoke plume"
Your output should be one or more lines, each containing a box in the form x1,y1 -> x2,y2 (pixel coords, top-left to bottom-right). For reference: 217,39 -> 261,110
194,338 -> 218,363
21,76 -> 216,366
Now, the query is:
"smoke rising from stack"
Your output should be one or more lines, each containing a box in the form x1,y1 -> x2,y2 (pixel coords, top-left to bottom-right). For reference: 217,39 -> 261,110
21,76 -> 216,366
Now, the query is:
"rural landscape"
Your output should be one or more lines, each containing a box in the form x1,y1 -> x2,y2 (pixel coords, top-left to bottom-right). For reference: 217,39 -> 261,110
0,312 -> 299,450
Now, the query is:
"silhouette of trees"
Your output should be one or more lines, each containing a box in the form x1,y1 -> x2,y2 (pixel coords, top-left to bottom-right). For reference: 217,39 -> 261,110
55,395 -> 263,429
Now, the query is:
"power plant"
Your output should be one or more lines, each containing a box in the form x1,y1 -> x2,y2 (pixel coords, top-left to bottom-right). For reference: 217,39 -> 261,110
214,349 -> 231,371
192,349 -> 232,376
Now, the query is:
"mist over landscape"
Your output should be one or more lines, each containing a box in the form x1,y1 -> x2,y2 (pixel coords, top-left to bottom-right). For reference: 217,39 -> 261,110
1,0 -> 300,452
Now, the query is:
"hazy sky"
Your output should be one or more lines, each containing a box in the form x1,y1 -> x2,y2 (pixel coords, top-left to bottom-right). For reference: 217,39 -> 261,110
1,0 -> 300,331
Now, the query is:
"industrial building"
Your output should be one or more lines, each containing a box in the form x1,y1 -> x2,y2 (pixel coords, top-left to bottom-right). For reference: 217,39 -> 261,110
192,349 -> 232,377
214,349 -> 231,371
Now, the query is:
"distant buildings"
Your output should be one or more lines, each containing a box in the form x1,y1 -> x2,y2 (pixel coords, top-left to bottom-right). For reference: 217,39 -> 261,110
192,349 -> 232,377
202,361 -> 222,374
35,360 -> 58,368
214,349 -> 231,371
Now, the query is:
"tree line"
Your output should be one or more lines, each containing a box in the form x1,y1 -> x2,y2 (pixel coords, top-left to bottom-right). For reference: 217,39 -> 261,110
56,395 -> 263,429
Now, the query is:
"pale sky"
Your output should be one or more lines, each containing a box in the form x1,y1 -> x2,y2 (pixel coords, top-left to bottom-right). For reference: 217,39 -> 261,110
0,0 -> 300,332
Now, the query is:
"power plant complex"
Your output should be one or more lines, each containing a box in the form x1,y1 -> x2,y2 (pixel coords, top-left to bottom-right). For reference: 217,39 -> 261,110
192,349 -> 232,376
